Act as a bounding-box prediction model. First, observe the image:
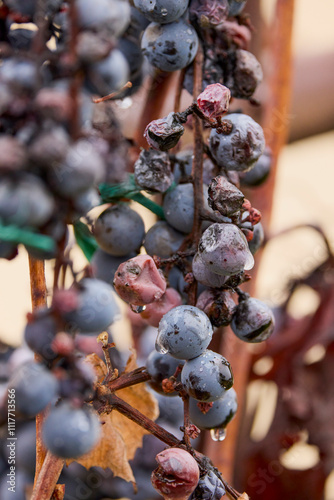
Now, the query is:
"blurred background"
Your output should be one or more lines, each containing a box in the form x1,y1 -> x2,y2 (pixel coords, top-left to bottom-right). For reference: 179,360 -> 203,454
0,0 -> 333,498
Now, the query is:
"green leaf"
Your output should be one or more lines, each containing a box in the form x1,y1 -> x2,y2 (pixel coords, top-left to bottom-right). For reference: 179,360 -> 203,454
99,175 -> 140,202
0,222 -> 55,252
99,175 -> 166,220
73,221 -> 98,262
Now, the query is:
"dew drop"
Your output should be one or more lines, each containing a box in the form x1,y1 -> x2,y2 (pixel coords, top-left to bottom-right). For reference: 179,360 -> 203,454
130,304 -> 146,313
244,251 -> 254,271
210,428 -> 227,442
155,336 -> 169,354
161,8 -> 168,17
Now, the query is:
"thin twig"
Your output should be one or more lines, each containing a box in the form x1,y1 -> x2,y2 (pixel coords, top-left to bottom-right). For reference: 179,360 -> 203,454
92,81 -> 132,103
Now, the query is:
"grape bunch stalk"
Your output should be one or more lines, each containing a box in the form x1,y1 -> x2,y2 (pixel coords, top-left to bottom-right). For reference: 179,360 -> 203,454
0,0 -> 291,499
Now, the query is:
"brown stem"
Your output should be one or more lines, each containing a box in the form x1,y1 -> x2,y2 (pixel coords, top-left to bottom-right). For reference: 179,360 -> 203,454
30,452 -> 65,500
182,395 -> 192,449
186,46 -> 204,306
28,256 -> 48,487
107,368 -> 151,392
103,393 -> 180,447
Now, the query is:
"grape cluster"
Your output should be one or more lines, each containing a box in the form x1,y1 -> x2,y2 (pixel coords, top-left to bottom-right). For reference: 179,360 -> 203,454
0,0 -> 278,497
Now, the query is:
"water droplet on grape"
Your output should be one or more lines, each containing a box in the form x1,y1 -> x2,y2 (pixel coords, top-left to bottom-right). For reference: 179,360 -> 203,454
155,335 -> 169,354
130,304 -> 146,313
244,251 -> 254,271
210,428 -> 227,442
161,8 -> 168,17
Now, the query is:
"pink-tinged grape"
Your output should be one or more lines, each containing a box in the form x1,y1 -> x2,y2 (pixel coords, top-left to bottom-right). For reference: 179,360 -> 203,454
151,448 -> 200,499
140,288 -> 182,327
113,254 -> 167,306
196,83 -> 231,120
198,223 -> 254,276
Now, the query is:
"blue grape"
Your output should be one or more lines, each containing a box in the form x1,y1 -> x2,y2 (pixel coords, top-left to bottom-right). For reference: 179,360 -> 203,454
0,174 -> 55,228
89,49 -> 130,95
72,188 -> 101,218
146,350 -> 184,396
8,27 -> 36,50
189,388 -> 238,429
181,350 -> 233,402
9,362 -> 59,417
63,278 -> 120,333
76,0 -> 131,36
209,113 -> 265,172
3,0 -> 36,17
233,49 -> 263,99
42,402 -> 101,458
48,139 -> 106,198
144,221 -> 183,258
189,470 -> 225,500
241,147 -> 272,187
119,37 -> 144,79
192,252 -> 227,288
0,470 -> 31,500
24,309 -> 58,361
93,204 -> 145,256
0,241 -> 17,259
198,223 -> 254,276
141,20 -> 199,72
163,183 -> 209,234
156,305 -> 213,360
231,296 -> 275,343
248,222 -> 264,255
228,0 -> 247,16
134,0 -> 188,24
91,248 -> 136,286
0,58 -> 38,95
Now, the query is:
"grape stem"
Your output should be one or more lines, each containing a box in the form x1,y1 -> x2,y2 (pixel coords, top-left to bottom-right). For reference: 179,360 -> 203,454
30,451 -> 65,500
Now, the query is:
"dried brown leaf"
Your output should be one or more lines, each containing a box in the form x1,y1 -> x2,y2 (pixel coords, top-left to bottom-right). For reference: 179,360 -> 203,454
111,348 -> 159,459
